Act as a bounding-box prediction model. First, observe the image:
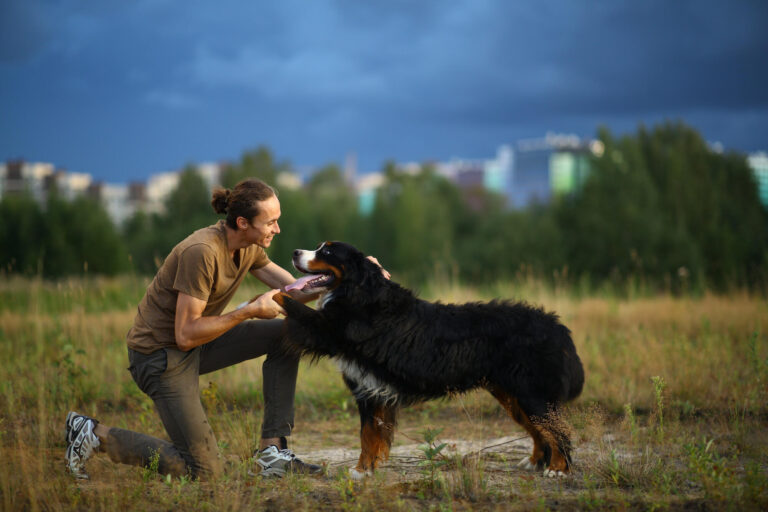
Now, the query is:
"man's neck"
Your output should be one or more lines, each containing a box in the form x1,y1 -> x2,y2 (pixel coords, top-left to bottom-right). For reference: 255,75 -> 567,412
225,225 -> 249,256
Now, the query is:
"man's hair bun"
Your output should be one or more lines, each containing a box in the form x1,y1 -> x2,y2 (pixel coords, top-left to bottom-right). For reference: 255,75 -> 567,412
211,188 -> 231,214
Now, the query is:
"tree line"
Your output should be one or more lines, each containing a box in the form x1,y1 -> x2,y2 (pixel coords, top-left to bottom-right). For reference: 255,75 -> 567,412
1,122 -> 766,292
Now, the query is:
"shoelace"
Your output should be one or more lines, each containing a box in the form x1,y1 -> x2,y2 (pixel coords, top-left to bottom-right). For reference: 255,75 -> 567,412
257,446 -> 293,462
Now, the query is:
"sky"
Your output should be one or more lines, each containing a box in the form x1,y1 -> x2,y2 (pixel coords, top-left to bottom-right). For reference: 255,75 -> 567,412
1,0 -> 766,183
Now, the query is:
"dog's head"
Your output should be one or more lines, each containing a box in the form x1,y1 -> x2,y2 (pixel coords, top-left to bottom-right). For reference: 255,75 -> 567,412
287,241 -> 382,295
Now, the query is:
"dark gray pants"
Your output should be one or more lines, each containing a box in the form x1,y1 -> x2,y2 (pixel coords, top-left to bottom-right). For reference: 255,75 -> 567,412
102,319 -> 298,478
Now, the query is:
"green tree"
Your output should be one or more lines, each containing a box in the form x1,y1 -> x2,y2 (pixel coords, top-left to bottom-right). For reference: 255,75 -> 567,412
64,196 -> 130,275
368,163 -> 459,283
555,126 -> 698,287
553,122 -> 768,291
122,209 -> 164,274
0,193 -> 46,275
637,122 -> 767,288
220,146 -> 289,187
267,186 -> 317,271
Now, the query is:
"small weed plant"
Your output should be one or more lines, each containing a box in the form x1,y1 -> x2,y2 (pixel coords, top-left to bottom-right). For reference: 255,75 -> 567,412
418,427 -> 448,492
650,375 -> 666,443
684,437 -> 738,502
142,449 -> 161,483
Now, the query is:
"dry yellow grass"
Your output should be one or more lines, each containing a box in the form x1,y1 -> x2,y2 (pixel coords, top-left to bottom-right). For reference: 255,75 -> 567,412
0,277 -> 766,510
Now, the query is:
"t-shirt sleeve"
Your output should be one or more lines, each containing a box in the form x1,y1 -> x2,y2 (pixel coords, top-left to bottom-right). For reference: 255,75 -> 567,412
173,244 -> 216,301
249,246 -> 271,271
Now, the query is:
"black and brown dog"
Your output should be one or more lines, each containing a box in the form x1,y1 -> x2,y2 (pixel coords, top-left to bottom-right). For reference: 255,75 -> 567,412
273,241 -> 584,479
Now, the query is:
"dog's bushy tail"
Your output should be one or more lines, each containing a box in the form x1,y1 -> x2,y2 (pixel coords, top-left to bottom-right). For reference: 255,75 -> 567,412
556,324 -> 584,403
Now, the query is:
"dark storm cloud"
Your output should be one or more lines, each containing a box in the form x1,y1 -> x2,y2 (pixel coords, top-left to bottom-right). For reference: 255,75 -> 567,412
0,0 -> 766,180
0,1 -> 50,62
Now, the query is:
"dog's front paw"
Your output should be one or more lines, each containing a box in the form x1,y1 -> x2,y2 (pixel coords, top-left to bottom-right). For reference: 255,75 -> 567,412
348,467 -> 372,480
517,457 -> 536,471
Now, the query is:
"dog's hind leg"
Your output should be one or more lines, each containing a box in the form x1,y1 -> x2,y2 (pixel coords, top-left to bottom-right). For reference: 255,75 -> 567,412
487,385 -> 571,476
486,385 -> 548,471
527,408 -> 571,477
350,398 -> 398,480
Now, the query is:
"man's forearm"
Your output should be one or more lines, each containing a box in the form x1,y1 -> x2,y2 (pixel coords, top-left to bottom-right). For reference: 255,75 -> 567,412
176,308 -> 251,351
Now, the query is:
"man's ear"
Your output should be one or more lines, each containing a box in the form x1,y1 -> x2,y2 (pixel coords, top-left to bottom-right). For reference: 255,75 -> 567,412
236,216 -> 250,230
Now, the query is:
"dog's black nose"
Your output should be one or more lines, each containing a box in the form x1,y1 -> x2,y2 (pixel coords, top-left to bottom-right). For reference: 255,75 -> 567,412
293,249 -> 301,258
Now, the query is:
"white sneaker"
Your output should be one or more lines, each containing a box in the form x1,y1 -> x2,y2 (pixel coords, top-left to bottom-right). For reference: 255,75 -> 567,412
65,412 -> 100,479
253,445 -> 323,477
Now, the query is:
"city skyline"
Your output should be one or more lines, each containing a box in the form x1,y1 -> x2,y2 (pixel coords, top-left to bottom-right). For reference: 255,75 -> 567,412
1,1 -> 767,182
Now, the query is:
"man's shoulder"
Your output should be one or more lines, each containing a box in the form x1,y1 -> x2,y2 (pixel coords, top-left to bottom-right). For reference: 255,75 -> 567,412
173,223 -> 225,255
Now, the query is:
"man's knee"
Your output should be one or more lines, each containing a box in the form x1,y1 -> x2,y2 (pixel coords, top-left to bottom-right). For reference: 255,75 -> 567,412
264,344 -> 300,369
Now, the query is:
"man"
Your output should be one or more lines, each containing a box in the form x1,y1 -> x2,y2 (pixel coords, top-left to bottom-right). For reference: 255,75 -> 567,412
64,178 -> 386,479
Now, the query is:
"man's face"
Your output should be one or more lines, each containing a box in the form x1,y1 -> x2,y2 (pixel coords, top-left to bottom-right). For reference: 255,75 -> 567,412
245,195 -> 281,248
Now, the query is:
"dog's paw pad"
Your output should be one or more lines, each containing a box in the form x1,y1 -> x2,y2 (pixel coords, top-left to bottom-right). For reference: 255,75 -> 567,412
517,457 -> 535,471
543,469 -> 567,478
348,467 -> 372,480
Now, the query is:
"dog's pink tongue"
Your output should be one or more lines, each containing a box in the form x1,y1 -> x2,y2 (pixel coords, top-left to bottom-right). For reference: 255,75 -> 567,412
285,274 -> 316,292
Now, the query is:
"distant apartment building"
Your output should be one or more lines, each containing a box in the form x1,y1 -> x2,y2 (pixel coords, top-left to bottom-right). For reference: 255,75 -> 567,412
509,133 -> 601,208
143,162 -> 230,215
46,170 -> 92,200
276,171 -> 302,191
1,160 -> 56,203
432,136 -> 599,209
0,159 -> 226,224
86,181 -> 148,226
144,171 -> 180,215
748,152 -> 768,208
196,162 -> 223,191
436,145 -> 512,196
353,136 -> 599,214
1,160 -> 94,202
356,172 -> 385,215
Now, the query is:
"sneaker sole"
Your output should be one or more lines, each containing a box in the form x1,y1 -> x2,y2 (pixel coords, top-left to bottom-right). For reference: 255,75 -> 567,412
258,466 -> 287,478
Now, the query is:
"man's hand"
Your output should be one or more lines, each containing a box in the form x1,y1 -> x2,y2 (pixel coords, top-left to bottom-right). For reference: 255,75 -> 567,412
366,255 -> 391,280
242,289 -> 286,319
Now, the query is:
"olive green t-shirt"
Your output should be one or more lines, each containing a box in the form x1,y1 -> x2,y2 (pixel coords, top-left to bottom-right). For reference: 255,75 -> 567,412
126,220 -> 270,354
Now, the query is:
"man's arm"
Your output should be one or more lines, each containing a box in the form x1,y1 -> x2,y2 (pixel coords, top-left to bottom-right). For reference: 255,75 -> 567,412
251,261 -> 320,303
174,289 -> 285,351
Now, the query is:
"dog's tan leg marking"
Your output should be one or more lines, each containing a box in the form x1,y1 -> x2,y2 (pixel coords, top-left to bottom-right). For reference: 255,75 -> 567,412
272,292 -> 290,307
538,428 -> 568,475
354,405 -> 396,476
487,386 -> 569,474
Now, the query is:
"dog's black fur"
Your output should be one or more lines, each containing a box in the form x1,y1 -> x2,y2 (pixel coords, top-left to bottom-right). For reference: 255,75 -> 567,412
275,241 -> 584,477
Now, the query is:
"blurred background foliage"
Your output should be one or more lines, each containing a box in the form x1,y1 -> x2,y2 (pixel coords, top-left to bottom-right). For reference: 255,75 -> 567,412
1,122 -> 766,293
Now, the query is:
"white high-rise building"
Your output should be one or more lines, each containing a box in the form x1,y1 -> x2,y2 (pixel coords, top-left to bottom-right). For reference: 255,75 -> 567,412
145,171 -> 180,214
50,171 -> 92,200
2,161 -> 55,203
748,152 -> 768,208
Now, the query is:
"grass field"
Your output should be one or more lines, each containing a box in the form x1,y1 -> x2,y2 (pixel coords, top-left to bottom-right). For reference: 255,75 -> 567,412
0,275 -> 766,511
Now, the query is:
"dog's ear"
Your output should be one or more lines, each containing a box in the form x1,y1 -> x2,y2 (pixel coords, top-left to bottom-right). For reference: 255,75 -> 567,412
337,250 -> 387,304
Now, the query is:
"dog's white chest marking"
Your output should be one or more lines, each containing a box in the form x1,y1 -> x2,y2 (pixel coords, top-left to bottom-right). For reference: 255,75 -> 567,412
336,358 -> 400,404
